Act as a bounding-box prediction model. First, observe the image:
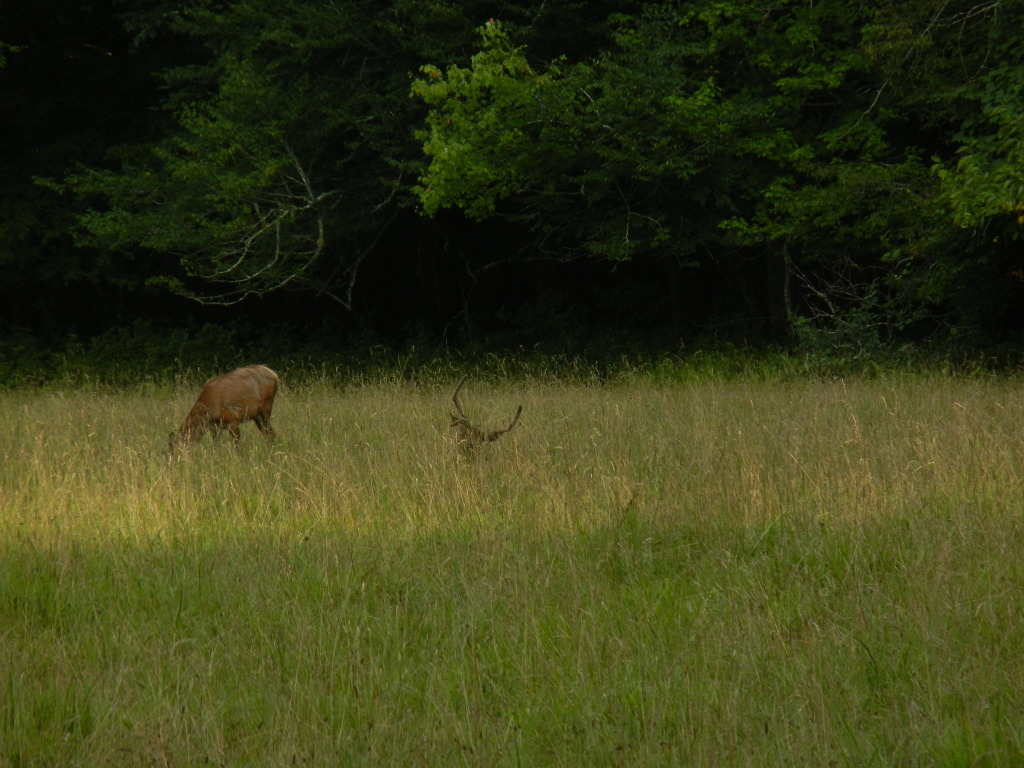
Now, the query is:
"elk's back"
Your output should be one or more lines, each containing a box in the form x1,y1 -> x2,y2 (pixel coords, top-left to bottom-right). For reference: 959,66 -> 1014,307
195,365 -> 278,421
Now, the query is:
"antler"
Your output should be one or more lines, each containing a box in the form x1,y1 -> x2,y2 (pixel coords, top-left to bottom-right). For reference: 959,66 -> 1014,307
485,405 -> 522,442
449,376 -> 522,452
452,374 -> 468,420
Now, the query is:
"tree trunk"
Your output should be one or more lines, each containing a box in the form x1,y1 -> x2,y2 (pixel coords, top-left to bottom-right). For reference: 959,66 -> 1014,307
766,241 -> 793,343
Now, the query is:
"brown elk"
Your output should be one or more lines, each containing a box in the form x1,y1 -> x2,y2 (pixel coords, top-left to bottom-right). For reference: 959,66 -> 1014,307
167,365 -> 279,453
450,375 -> 522,453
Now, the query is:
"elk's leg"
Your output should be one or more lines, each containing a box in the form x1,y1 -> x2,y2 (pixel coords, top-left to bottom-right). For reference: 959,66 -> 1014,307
254,413 -> 275,441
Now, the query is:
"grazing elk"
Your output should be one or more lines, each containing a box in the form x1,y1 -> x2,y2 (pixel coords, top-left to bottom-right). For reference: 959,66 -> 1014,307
167,365 -> 279,453
450,375 -> 522,453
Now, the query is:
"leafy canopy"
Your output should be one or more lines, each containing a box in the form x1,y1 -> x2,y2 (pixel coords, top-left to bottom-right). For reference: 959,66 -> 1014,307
412,1 -> 1024,341
68,0 -> 481,306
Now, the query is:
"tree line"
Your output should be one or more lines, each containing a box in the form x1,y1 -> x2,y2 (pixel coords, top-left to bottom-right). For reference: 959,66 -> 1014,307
1,0 -> 1022,359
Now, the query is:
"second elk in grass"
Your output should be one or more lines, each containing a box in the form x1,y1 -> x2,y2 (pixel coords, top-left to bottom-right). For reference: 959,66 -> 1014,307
168,364 -> 279,454
450,375 -> 522,455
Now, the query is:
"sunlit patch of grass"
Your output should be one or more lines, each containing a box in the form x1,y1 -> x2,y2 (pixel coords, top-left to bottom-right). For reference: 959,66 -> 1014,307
2,374 -> 1024,765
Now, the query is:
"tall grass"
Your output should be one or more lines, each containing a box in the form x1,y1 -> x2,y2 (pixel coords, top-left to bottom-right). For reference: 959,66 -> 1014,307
2,373 -> 1024,766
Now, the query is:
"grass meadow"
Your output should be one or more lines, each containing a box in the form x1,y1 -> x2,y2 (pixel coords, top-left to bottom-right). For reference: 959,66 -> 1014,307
2,370 -> 1024,766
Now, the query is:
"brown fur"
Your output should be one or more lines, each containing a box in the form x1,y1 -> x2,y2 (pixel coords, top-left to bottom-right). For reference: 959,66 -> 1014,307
450,375 -> 522,453
168,365 -> 279,452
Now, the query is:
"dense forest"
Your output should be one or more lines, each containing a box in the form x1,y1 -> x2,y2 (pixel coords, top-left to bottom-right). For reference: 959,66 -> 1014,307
1,0 -> 1022,373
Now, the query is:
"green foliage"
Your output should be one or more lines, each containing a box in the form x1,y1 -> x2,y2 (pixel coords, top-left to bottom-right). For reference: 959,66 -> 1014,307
863,1 -> 1024,338
413,22 -> 547,220
412,9 -> 736,263
0,319 -> 1007,392
0,41 -> 19,67
67,0 -> 487,307
0,3 -> 173,331
907,2 -> 1024,248
937,67 -> 1024,232
413,0 -> 1024,341
4,0 -> 1024,349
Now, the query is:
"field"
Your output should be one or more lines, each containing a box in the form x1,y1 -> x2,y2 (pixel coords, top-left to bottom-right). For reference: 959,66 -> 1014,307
2,371 -> 1024,766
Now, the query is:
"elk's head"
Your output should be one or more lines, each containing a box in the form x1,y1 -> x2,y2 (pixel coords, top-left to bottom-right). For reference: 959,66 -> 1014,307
166,430 -> 191,458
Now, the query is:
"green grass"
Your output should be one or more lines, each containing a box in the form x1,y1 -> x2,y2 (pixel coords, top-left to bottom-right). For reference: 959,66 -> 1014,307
2,373 -> 1024,766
